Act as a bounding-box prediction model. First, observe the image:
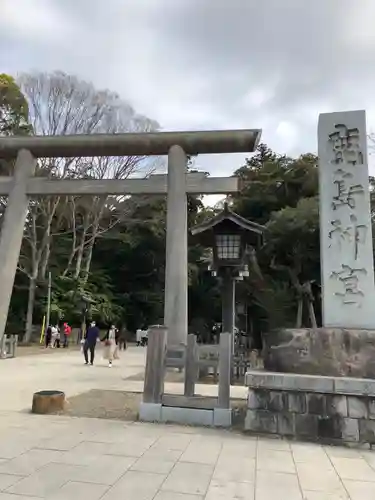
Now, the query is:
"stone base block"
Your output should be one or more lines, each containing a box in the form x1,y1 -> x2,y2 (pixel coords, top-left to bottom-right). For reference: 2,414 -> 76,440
245,410 -> 277,434
245,370 -> 375,445
139,402 -> 162,422
342,418 -> 359,442
263,327 -> 375,378
359,419 -> 375,444
213,408 -> 232,427
161,406 -> 213,426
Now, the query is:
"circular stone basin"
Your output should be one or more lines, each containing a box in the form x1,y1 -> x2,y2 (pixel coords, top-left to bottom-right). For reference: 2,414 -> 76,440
32,390 -> 65,414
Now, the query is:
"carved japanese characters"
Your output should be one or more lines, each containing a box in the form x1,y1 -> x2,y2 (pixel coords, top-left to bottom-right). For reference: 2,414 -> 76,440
318,110 -> 375,328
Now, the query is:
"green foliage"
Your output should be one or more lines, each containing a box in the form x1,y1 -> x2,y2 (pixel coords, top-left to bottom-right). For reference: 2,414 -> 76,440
232,144 -> 321,332
0,74 -> 32,136
233,143 -> 318,224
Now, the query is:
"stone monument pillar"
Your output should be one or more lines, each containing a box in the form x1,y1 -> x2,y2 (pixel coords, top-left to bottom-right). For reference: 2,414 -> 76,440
318,110 -> 375,329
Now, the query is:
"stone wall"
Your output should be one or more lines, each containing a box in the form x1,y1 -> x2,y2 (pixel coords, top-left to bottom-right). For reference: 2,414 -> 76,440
245,370 -> 375,444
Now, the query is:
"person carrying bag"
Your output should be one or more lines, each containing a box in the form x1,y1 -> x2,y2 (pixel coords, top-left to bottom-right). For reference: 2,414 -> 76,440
102,325 -> 119,367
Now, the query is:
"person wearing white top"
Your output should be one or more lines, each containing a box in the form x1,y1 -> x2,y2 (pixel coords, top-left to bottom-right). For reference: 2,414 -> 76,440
51,325 -> 59,348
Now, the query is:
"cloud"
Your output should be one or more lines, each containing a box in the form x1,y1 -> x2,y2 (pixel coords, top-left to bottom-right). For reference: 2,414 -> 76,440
1,0 -> 375,176
0,0 -> 74,43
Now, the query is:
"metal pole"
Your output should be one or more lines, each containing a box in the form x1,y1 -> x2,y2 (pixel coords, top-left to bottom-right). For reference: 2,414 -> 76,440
46,272 -> 52,329
0,149 -> 36,346
164,145 -> 188,347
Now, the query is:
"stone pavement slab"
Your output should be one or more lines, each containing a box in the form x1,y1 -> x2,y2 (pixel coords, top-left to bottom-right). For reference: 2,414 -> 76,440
0,412 -> 373,498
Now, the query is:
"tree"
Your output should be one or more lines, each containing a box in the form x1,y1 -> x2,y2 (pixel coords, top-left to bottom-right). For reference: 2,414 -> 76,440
233,143 -> 318,224
231,144 -> 320,336
17,71 -> 159,341
263,197 -> 320,327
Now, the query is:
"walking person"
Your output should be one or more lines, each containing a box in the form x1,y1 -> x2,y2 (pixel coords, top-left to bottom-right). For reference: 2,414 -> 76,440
45,325 -> 52,348
83,321 -> 100,365
62,322 -> 72,348
51,325 -> 59,348
118,327 -> 127,351
102,325 -> 119,367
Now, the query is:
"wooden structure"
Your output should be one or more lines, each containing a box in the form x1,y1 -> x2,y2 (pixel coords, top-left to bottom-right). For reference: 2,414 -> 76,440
31,390 -> 65,414
140,326 -> 233,426
165,339 -> 253,382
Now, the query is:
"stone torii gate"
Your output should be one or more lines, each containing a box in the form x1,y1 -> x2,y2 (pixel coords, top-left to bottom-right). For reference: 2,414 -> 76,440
0,129 -> 261,347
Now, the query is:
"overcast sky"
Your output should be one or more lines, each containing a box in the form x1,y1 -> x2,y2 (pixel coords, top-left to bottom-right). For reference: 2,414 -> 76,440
1,0 -> 375,177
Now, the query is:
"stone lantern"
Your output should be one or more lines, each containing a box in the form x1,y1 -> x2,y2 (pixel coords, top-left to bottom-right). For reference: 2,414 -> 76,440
191,202 -> 265,338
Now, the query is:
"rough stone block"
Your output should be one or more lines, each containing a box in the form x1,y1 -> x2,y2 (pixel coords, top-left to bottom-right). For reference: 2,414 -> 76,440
244,410 -> 277,434
245,370 -> 334,393
341,418 -> 359,442
306,393 -> 326,415
139,402 -> 162,422
368,398 -> 375,419
359,419 -> 375,444
347,396 -> 368,419
317,416 -> 341,440
295,414 -> 318,439
277,413 -> 295,436
262,327 -> 375,378
213,408 -> 232,427
334,377 -> 375,396
161,406 -> 213,426
288,393 -> 306,413
326,395 -> 348,417
247,389 -> 269,410
268,391 -> 287,412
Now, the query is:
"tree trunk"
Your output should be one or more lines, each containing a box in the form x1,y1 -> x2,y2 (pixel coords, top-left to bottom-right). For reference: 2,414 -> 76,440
296,298 -> 303,328
24,277 -> 37,343
39,240 -> 50,280
74,219 -> 89,279
74,237 -> 85,279
82,240 -> 94,283
62,245 -> 76,277
308,300 -> 318,329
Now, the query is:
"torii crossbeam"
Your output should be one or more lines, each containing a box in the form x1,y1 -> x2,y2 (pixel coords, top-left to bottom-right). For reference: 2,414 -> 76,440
0,128 -> 261,346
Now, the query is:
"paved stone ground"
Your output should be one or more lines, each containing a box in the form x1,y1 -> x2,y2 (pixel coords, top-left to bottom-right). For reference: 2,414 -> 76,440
0,347 -> 374,498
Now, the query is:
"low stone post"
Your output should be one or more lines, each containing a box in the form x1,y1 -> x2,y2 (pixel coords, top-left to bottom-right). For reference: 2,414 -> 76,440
143,325 -> 168,403
140,325 -> 167,422
184,334 -> 197,397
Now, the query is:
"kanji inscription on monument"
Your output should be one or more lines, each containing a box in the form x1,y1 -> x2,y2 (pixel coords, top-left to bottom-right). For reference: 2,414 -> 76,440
318,110 -> 375,328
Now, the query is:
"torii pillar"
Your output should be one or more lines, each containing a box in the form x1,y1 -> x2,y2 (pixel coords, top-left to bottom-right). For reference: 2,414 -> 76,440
164,145 -> 188,347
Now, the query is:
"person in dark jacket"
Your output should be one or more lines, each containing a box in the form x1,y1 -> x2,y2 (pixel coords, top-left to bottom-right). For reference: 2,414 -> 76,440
83,321 -> 100,365
45,325 -> 52,348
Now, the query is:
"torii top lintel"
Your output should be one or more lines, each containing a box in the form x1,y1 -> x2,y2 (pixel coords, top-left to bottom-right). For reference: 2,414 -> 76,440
0,129 -> 261,159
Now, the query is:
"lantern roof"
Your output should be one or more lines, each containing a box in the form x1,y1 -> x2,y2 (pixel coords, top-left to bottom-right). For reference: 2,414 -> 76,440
191,202 -> 266,248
